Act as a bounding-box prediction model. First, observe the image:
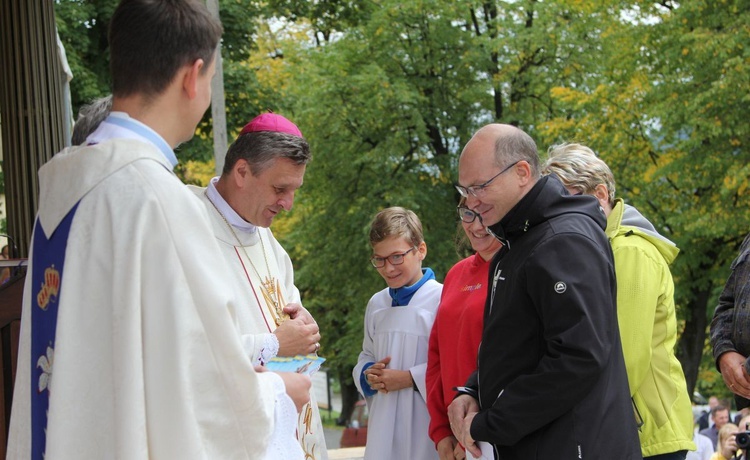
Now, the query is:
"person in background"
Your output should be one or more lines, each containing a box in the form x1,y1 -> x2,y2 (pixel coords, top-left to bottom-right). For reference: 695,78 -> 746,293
710,423 -> 740,460
6,0 -> 308,458
71,95 -> 112,146
543,143 -> 695,459
354,207 -> 442,460
701,397 -> 722,431
189,113 -> 327,459
688,429 -> 716,460
702,405 -> 732,450
426,202 -> 502,460
448,124 -> 640,459
735,408 -> 750,427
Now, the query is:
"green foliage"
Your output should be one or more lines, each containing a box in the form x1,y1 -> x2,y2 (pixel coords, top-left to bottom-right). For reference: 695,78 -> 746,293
695,338 -> 733,405
538,0 -> 750,391
279,0 -> 659,378
54,0 -> 749,397
54,0 -> 270,141
278,0 -> 493,375
262,0 -> 372,44
54,0 -> 114,114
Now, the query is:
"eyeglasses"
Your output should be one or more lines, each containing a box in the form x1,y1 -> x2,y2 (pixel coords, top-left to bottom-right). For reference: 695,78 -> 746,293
370,247 -> 416,268
455,161 -> 520,198
457,206 -> 482,224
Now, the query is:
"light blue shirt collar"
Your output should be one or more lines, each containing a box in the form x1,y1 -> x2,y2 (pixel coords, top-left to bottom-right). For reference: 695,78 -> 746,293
88,112 -> 177,168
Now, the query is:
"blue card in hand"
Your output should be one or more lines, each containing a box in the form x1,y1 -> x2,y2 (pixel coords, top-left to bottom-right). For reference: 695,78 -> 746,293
265,354 -> 326,376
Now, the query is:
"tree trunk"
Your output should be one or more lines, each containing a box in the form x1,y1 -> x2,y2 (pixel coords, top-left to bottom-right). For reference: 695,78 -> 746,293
336,370 -> 360,426
677,287 -> 712,395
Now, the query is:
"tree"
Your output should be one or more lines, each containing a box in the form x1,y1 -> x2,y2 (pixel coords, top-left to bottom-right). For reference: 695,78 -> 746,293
276,0 -> 481,422
54,0 -> 272,169
276,0 -> 625,420
54,0 -> 749,416
539,0 -> 750,393
54,0 -> 114,111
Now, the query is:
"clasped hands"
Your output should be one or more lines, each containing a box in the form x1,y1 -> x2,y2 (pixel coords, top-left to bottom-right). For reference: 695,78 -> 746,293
447,394 -> 481,459
364,357 -> 413,394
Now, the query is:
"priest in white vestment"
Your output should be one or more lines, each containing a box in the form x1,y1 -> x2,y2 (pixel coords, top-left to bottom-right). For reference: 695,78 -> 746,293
189,113 -> 329,459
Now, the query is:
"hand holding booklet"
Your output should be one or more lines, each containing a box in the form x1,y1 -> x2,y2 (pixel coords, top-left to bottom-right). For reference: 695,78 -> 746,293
466,441 -> 494,460
264,354 -> 326,376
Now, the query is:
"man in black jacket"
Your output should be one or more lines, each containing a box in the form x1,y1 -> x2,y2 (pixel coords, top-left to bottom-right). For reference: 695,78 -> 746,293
447,124 -> 642,459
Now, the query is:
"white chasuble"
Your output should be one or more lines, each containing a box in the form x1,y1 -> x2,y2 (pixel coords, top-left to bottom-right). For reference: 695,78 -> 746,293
9,139 -> 278,459
191,186 -> 329,460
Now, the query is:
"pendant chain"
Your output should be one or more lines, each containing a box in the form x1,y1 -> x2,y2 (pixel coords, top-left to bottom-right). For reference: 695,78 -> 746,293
204,191 -> 288,326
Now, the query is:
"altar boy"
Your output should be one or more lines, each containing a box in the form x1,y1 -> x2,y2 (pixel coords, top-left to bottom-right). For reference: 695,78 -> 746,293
353,207 -> 442,459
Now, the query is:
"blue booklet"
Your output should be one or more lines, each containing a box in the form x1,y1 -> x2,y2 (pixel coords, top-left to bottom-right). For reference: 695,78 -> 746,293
265,354 -> 326,376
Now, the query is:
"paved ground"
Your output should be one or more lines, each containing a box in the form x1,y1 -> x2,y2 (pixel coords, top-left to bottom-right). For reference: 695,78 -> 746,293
322,391 -> 367,457
322,390 -> 344,449
324,425 -> 344,449
325,421 -> 366,459
328,446 -> 365,459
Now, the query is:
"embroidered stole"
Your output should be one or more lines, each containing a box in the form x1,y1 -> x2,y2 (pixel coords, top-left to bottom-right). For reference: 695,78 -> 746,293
31,202 -> 80,459
233,240 -> 286,333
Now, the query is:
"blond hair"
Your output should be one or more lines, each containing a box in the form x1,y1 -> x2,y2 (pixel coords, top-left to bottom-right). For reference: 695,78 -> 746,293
542,143 -> 616,206
717,422 -> 739,452
369,207 -> 424,248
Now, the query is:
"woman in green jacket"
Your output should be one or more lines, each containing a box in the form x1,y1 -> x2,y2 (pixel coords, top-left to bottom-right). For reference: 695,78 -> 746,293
544,143 -> 696,460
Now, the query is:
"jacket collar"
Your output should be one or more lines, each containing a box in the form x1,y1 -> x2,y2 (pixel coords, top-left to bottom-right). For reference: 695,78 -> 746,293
486,174 -> 606,247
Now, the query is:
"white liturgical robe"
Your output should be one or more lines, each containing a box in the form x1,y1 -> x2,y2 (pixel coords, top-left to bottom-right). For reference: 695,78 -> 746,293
191,183 -> 329,460
8,124 -> 279,459
353,282 -> 442,460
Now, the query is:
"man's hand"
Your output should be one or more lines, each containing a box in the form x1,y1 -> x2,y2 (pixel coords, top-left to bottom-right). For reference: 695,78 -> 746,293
275,371 -> 312,413
719,351 -> 750,398
284,303 -> 316,325
274,317 -> 320,356
458,412 -> 480,458
448,394 -> 480,455
363,357 -> 413,393
437,435 -> 465,460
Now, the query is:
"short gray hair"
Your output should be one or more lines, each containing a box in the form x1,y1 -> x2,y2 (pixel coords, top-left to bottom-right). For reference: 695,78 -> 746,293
71,95 -> 112,146
222,131 -> 311,176
494,128 -> 540,176
542,143 -> 616,205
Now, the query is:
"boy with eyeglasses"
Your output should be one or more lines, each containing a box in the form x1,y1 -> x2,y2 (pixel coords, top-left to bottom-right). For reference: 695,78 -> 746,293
353,207 -> 443,459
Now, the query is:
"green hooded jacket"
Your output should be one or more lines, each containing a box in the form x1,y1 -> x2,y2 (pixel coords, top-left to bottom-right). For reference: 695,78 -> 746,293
607,199 -> 696,457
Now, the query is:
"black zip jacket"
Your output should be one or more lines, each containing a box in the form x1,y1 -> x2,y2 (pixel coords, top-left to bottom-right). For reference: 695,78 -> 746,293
466,175 -> 642,459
